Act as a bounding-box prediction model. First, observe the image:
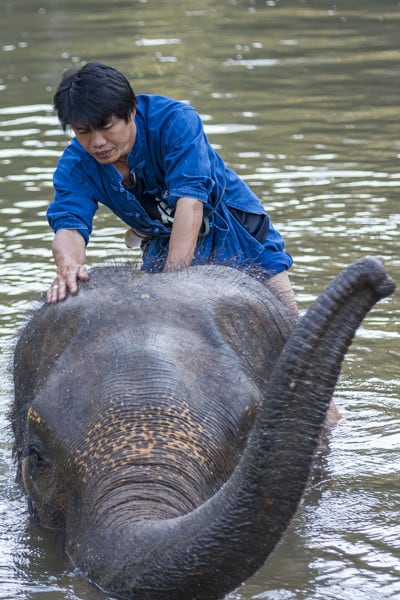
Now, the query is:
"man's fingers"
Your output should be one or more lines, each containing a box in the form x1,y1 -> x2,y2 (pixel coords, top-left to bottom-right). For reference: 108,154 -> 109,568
77,264 -> 89,281
66,266 -> 89,295
46,264 -> 90,304
46,265 -> 89,304
47,278 -> 66,304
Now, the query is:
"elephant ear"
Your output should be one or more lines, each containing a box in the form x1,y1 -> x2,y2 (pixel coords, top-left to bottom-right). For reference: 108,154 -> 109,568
12,299 -> 83,480
211,267 -> 297,384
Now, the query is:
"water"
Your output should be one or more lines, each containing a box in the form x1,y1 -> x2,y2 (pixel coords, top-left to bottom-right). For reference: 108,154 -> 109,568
1,1 -> 399,598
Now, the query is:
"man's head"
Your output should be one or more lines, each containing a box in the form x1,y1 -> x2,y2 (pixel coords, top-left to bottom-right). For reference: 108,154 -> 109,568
53,62 -> 137,132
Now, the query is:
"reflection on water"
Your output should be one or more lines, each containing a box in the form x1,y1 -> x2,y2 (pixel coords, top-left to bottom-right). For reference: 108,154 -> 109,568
0,0 -> 399,598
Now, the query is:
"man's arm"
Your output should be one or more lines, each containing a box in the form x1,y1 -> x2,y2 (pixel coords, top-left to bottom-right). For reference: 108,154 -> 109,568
163,197 -> 204,272
47,229 -> 89,304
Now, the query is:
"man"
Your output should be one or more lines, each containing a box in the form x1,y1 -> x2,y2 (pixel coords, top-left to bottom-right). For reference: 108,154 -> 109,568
47,61 -> 297,314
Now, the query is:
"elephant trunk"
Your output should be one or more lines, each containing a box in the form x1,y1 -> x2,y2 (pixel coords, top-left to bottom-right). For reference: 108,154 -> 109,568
69,257 -> 395,600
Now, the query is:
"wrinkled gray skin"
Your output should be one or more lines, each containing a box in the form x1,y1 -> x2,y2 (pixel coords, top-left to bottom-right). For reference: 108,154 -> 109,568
12,258 -> 395,600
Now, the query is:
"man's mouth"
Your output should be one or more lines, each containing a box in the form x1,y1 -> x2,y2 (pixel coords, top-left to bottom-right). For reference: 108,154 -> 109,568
94,148 -> 113,160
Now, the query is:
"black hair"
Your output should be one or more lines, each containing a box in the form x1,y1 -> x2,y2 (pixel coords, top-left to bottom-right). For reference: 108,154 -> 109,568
53,62 -> 137,131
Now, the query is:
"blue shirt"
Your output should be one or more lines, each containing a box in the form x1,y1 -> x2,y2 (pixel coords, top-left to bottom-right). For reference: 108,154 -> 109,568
48,94 -> 292,276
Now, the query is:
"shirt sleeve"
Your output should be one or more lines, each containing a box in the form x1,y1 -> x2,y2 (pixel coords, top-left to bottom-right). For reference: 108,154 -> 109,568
159,105 -> 215,208
47,162 -> 99,246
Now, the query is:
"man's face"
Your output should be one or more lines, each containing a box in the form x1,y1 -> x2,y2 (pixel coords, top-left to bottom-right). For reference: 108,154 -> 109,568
72,111 -> 136,164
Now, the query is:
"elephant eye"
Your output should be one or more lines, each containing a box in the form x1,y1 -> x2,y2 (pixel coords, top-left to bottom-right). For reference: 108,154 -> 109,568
28,446 -> 45,467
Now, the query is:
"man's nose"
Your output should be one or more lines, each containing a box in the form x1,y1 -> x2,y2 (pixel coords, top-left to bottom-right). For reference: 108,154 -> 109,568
91,131 -> 106,147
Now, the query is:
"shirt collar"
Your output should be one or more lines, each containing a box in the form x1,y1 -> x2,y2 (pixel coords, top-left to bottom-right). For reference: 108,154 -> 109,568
126,114 -> 144,169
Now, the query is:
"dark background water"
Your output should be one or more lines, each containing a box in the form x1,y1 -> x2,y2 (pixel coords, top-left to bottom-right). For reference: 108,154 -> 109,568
0,1 -> 399,598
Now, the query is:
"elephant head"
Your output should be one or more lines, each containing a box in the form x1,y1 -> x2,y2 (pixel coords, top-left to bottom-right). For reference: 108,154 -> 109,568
12,257 -> 395,599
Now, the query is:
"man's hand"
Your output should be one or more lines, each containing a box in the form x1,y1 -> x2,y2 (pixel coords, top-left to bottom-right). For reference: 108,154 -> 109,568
47,263 -> 89,304
47,229 -> 89,304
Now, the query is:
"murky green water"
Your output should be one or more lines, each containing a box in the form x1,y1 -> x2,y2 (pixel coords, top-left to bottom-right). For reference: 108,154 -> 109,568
0,1 -> 399,598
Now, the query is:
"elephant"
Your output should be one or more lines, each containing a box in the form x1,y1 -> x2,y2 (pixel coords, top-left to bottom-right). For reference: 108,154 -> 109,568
12,256 -> 395,600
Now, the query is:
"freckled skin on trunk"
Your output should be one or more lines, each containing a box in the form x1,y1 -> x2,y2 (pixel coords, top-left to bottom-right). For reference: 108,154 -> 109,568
12,259 -> 395,600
